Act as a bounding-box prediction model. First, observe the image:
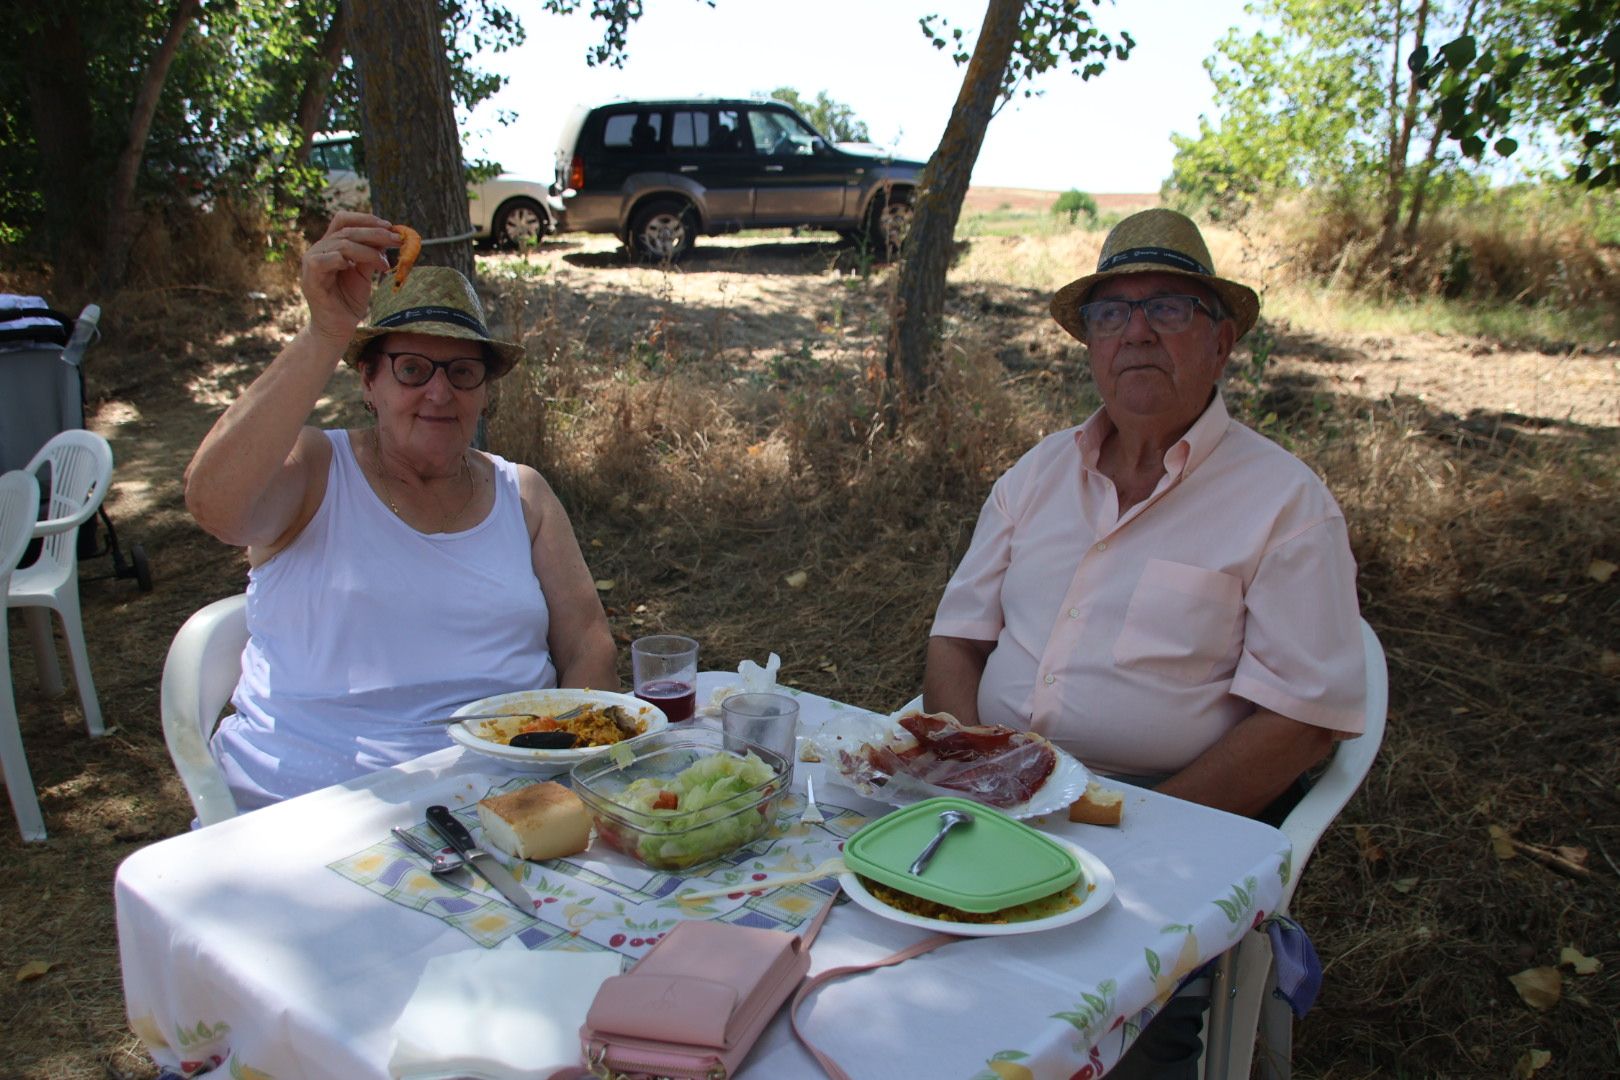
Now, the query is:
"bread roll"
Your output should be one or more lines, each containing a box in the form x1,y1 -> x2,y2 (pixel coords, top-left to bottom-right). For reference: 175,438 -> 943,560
477,781 -> 591,860
1067,781 -> 1124,826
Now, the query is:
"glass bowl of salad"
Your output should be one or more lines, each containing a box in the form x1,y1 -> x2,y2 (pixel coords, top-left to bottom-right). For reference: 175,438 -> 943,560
569,728 -> 791,871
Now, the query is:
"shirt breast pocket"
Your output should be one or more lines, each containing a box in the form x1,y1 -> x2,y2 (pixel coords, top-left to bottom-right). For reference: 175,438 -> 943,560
1112,559 -> 1244,684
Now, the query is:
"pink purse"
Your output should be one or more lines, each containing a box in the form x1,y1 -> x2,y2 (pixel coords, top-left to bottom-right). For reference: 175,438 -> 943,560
578,916 -> 816,1080
571,898 -> 958,1080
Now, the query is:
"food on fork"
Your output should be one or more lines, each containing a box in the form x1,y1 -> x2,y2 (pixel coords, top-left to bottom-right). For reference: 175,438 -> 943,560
1067,782 -> 1124,826
477,781 -> 591,860
391,225 -> 423,290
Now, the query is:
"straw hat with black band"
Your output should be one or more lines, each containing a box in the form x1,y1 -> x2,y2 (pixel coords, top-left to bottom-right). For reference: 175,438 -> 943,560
341,266 -> 524,378
1050,208 -> 1260,343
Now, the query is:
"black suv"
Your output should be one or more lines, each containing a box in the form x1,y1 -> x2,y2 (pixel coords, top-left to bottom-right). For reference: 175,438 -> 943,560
551,98 -> 925,261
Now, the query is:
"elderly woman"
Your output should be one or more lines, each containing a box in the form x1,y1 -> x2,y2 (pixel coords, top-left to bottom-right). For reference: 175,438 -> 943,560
186,212 -> 616,811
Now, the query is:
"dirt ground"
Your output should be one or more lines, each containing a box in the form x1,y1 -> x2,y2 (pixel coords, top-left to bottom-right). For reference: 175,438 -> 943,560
2,196 -> 1617,1078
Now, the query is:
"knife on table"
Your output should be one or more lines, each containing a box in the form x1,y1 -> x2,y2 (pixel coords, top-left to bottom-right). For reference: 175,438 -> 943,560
425,804 -> 535,916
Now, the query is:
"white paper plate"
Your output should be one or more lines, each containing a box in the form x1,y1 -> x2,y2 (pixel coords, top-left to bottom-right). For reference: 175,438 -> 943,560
839,835 -> 1115,937
823,709 -> 1091,820
446,689 -> 667,766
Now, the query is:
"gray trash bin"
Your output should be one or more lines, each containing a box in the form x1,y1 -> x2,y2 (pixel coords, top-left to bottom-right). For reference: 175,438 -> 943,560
1,297 -> 151,590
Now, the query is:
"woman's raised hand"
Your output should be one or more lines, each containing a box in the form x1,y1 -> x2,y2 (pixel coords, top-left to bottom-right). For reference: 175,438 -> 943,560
300,211 -> 402,351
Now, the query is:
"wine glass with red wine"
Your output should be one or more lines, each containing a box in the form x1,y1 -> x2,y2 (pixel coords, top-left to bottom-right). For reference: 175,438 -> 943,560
631,634 -> 700,722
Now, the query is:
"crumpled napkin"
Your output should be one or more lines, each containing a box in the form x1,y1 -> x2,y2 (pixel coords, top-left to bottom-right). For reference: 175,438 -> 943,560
696,652 -> 781,719
389,950 -> 622,1080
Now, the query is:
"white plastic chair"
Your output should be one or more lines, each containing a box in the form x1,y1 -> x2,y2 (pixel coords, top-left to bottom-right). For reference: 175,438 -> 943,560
160,593 -> 247,826
6,429 -> 115,736
1,470 -> 49,841
1201,617 -> 1389,1080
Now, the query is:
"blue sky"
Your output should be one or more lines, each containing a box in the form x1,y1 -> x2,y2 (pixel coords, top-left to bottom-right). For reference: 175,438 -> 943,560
463,0 -> 1261,194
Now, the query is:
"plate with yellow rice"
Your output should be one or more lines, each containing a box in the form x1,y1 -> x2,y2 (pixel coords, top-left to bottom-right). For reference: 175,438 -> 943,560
838,835 -> 1115,936
446,688 -> 667,767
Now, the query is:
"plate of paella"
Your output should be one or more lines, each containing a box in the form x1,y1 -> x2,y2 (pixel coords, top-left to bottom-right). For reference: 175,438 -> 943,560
445,688 -> 667,766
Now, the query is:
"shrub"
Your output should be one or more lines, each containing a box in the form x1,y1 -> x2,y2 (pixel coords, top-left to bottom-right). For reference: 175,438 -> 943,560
1051,189 -> 1099,226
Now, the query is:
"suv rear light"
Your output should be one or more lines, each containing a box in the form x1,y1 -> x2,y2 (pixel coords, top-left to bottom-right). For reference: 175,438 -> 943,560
568,155 -> 585,191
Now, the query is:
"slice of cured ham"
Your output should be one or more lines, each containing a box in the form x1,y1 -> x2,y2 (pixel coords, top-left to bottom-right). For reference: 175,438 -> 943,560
839,711 -> 1057,809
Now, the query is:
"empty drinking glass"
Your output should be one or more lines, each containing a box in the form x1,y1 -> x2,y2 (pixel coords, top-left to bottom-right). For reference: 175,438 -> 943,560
720,692 -> 799,780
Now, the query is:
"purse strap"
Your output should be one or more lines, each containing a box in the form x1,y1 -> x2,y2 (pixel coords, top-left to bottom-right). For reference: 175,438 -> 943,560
788,927 -> 963,1080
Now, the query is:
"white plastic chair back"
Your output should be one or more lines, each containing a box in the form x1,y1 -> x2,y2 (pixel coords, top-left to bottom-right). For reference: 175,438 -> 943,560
160,593 -> 248,826
0,470 -> 48,840
7,429 -> 115,735
1203,618 -> 1389,1080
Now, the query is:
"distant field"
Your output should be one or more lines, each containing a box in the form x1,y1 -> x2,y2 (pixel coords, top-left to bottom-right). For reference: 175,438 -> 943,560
962,187 -> 1159,214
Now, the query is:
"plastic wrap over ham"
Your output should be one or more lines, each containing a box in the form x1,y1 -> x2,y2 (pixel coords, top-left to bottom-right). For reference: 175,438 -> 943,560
835,711 -> 1080,812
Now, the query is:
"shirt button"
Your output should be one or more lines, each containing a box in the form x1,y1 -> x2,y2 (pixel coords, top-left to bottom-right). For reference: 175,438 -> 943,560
1095,541 -> 1108,552
1043,674 -> 1055,685
1068,608 -> 1080,619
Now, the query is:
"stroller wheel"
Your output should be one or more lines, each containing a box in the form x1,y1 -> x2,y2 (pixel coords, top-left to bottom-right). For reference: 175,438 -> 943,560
132,542 -> 153,592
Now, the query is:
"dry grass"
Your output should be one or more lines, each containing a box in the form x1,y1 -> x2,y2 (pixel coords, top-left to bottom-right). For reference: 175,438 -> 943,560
2,208 -> 1618,1078
1265,192 -> 1620,318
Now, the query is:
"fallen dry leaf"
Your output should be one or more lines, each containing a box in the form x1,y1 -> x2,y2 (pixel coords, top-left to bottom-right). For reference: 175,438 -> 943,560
1508,967 -> 1561,1011
1489,825 -> 1517,860
1391,877 -> 1419,893
593,579 -> 615,592
1559,946 -> 1602,975
1554,845 -> 1588,868
1354,825 -> 1385,863
15,960 -> 52,983
1599,649 -> 1620,678
1540,592 -> 1568,605
784,570 -> 809,589
1588,558 -> 1617,583
1512,1048 -> 1552,1078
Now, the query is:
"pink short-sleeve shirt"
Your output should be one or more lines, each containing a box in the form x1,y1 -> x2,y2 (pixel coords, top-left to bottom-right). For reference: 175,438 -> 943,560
931,391 -> 1365,777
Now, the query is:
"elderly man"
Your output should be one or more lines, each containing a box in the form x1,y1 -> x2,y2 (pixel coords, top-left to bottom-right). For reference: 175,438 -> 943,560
922,208 -> 1365,1074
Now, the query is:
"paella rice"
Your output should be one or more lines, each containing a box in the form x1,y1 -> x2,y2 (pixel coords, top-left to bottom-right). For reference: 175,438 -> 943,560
857,875 -> 1088,924
476,705 -> 642,748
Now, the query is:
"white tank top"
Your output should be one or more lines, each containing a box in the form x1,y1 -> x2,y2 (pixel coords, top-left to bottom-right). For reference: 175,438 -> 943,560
213,430 -> 555,810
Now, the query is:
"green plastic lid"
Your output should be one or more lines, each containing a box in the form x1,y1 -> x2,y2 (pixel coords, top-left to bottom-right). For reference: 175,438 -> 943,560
843,796 -> 1082,913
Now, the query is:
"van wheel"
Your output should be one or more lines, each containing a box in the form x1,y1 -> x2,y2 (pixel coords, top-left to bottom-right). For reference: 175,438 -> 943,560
628,199 -> 696,263
866,189 -> 912,262
493,197 -> 548,249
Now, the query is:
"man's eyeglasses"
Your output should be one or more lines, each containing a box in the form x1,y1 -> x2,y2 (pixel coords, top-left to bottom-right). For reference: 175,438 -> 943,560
382,352 -> 488,390
1078,295 -> 1219,337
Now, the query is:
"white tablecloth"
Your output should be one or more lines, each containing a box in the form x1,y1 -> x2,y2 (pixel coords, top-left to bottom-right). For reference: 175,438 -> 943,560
116,675 -> 1292,1079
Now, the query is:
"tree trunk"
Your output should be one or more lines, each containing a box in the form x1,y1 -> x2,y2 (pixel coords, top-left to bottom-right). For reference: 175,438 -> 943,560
1403,0 -> 1474,246
18,6 -> 99,259
293,2 -> 350,165
1378,0 -> 1429,258
344,0 -> 474,278
887,0 -> 1025,402
101,0 -> 201,291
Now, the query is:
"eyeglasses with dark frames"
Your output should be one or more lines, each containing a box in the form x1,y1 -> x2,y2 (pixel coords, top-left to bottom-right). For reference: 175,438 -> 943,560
1077,295 -> 1219,337
381,351 -> 488,390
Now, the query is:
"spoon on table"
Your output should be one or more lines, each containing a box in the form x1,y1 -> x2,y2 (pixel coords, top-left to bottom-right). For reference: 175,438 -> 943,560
908,808 -> 974,876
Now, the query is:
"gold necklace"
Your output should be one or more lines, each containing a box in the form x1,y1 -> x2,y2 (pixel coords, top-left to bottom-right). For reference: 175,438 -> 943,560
371,428 -> 479,532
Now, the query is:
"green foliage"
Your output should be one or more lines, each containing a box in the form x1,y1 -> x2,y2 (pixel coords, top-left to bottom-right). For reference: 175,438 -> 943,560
1419,0 -> 1620,187
919,0 -> 1134,103
545,0 -> 716,68
1167,0 -> 1445,213
0,0 -> 535,253
766,87 -> 871,143
1051,188 -> 1098,224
